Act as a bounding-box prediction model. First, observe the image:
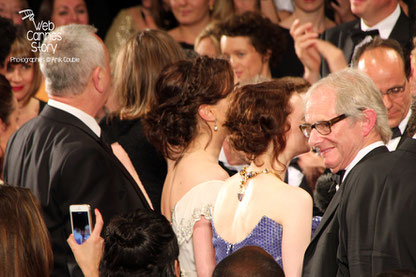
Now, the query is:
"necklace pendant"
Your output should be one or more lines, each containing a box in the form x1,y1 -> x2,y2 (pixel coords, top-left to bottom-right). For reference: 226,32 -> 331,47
237,192 -> 244,201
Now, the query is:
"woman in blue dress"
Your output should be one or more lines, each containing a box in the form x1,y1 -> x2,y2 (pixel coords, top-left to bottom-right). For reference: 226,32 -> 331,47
212,79 -> 318,277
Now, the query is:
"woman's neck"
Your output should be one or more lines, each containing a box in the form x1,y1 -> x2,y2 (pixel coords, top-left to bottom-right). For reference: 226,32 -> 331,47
185,129 -> 225,163
285,6 -> 328,33
249,146 -> 294,179
172,16 -> 211,45
17,97 -> 39,126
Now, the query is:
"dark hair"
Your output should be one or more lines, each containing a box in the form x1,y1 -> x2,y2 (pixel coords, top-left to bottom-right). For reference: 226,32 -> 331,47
143,56 -> 234,161
278,76 -> 311,94
224,79 -> 295,171
217,11 -> 286,67
0,75 -> 15,125
0,185 -> 53,277
213,246 -> 284,277
37,0 -> 54,23
351,37 -> 410,78
0,17 -> 16,68
99,209 -> 178,277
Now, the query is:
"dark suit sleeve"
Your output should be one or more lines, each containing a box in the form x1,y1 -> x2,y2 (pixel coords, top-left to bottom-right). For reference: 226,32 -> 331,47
336,154 -> 416,276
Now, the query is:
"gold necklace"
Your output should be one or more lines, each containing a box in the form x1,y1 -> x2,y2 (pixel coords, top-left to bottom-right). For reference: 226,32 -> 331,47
238,166 -> 282,201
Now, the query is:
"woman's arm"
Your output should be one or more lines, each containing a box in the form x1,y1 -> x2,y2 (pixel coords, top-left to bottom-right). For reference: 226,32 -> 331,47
193,216 -> 216,277
281,191 -> 313,277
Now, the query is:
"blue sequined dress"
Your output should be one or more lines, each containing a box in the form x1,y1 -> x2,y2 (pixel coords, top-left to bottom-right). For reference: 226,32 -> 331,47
212,216 -> 321,268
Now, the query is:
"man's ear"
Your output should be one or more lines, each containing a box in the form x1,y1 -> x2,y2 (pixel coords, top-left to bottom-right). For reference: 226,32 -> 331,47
198,104 -> 215,122
361,108 -> 377,136
92,66 -> 105,93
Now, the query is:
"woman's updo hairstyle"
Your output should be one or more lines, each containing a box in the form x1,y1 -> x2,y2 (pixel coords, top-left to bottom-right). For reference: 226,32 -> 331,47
143,56 -> 234,161
224,79 -> 296,168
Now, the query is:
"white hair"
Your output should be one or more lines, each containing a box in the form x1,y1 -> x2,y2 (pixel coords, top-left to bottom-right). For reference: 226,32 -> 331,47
307,68 -> 392,143
39,24 -> 106,96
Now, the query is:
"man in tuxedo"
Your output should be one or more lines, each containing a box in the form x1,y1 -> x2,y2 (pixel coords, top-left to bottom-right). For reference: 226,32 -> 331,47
352,37 -> 412,150
300,68 -> 392,276
321,0 -> 415,77
3,24 -> 150,276
336,129 -> 416,276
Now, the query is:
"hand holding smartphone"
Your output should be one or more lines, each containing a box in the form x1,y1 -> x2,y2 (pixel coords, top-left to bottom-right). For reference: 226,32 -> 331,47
70,204 -> 93,245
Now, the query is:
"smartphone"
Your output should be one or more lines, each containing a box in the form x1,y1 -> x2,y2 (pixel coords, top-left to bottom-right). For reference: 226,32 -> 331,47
69,204 -> 93,245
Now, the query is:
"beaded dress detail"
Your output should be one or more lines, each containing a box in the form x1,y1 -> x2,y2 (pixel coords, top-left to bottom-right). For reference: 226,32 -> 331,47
212,216 -> 321,268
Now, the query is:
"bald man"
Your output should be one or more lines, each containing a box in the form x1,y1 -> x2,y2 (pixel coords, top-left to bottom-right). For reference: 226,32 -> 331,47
352,37 -> 412,150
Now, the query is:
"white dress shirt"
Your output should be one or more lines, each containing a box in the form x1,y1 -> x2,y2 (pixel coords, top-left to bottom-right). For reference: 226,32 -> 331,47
361,4 -> 401,38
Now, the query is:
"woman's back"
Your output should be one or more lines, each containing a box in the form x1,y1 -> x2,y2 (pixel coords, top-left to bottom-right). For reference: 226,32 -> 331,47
162,150 -> 229,220
213,172 -> 312,241
213,172 -> 313,276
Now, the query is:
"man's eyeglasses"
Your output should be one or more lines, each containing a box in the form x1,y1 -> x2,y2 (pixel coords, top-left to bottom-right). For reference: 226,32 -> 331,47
299,114 -> 347,138
381,81 -> 406,96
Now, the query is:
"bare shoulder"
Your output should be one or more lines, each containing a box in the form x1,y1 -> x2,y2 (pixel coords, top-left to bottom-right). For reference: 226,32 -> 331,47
282,184 -> 313,205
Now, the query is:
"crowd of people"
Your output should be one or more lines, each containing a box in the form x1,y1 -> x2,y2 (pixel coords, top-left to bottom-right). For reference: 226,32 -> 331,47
1,0 -> 416,277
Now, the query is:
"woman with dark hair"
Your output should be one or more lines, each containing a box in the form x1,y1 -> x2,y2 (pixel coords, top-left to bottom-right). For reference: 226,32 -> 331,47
0,75 -> 18,180
100,209 -> 179,276
4,27 -> 45,126
212,80 -> 318,277
143,56 -> 234,277
218,12 -> 286,84
0,185 -> 53,276
68,209 -> 180,277
100,29 -> 186,212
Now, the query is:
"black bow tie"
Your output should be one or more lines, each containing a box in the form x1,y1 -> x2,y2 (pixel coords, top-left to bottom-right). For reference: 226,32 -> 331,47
351,29 -> 380,45
335,169 -> 346,184
391,127 -> 402,139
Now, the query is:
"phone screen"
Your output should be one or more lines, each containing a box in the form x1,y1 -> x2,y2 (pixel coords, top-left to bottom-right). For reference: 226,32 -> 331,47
71,210 -> 91,245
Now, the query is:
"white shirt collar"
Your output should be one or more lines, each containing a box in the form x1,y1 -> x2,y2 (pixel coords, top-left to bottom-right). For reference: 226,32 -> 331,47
342,141 -> 385,182
48,99 -> 101,137
361,4 -> 401,39
386,108 -> 412,151
398,108 -> 411,134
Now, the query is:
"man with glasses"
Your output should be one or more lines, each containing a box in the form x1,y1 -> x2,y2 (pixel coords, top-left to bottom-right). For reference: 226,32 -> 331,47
301,68 -> 392,276
352,37 -> 412,151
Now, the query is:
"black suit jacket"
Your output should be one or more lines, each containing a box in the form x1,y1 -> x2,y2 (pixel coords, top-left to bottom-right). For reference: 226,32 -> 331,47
302,146 -> 388,277
337,140 -> 416,276
321,10 -> 416,77
3,105 -> 150,276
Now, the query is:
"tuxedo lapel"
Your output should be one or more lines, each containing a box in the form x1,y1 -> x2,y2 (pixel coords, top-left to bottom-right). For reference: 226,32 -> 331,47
343,21 -> 360,64
310,146 -> 388,244
397,137 -> 416,153
389,11 -> 414,44
309,189 -> 341,244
